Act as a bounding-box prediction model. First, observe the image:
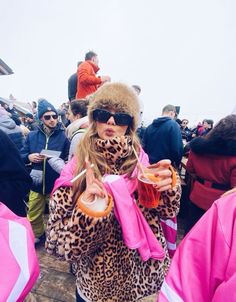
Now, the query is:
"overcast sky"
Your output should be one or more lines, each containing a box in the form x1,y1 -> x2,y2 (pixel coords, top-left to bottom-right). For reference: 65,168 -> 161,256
1,0 -> 236,126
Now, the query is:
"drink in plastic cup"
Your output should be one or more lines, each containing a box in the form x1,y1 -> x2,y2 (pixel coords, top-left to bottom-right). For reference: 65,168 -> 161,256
138,169 -> 161,208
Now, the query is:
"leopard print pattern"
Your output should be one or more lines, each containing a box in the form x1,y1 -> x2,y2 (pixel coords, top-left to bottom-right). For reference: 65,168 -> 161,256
95,135 -> 133,175
46,180 -> 181,301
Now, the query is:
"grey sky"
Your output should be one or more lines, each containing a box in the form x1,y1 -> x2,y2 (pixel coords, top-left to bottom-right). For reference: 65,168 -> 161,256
1,0 -> 236,126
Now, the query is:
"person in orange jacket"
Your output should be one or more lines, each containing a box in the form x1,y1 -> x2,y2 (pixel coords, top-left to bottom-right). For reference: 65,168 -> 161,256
76,50 -> 111,99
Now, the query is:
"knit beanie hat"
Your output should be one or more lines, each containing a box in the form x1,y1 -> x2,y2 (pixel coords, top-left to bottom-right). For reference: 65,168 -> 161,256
37,99 -> 57,119
25,112 -> 34,119
88,82 -> 140,131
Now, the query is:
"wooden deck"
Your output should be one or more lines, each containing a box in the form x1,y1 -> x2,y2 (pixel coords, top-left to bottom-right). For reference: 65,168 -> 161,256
25,218 -> 185,302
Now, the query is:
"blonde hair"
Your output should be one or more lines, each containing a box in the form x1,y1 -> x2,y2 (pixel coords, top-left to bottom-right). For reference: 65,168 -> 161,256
72,82 -> 142,201
72,122 -> 140,201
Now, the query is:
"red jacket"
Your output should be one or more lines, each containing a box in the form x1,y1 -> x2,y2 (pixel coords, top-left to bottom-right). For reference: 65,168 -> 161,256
76,61 -> 102,99
186,137 -> 236,210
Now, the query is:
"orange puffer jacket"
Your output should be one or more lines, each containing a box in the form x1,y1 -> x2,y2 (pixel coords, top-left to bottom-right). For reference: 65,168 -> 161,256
76,60 -> 101,98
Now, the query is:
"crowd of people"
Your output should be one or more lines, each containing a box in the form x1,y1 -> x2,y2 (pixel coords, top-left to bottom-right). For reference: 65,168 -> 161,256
1,49 -> 236,301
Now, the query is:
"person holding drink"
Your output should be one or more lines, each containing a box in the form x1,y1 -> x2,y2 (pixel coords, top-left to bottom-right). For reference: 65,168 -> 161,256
46,82 -> 181,302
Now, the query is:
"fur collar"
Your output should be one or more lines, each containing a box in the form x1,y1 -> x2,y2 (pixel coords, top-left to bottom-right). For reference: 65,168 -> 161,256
95,135 -> 133,175
190,137 -> 236,156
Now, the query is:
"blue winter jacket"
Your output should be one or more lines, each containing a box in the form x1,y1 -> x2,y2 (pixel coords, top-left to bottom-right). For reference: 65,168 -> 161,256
143,117 -> 183,167
21,123 -> 70,194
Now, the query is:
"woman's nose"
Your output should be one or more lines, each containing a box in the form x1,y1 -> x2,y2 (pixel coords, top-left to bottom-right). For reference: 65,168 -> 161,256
107,116 -> 116,125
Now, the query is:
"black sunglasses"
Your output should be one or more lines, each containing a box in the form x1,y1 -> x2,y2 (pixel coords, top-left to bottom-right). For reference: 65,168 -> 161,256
92,109 -> 133,126
43,114 -> 58,121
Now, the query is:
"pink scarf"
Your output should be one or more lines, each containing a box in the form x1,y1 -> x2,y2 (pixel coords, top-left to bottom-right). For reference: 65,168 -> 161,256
103,174 -> 165,261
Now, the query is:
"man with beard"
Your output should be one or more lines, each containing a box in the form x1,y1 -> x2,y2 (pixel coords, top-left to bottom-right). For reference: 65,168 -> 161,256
21,99 -> 70,244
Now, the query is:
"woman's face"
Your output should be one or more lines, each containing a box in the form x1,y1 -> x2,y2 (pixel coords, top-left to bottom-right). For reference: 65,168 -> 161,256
94,109 -> 131,140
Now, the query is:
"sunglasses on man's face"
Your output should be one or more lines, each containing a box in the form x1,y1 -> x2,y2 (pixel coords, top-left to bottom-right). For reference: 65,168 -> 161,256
92,109 -> 133,126
43,114 -> 58,121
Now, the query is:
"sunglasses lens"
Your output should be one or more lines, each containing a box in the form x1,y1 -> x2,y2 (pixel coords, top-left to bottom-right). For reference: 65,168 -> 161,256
93,109 -> 132,126
44,114 -> 58,120
114,113 -> 132,126
93,109 -> 111,123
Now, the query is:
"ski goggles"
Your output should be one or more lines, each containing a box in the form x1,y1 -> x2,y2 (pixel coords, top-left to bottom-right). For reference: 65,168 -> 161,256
92,109 -> 133,126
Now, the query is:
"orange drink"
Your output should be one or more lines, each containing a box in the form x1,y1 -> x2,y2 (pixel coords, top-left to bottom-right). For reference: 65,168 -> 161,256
138,169 -> 161,208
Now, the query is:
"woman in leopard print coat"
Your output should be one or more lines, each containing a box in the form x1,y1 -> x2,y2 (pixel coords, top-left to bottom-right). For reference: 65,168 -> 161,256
46,82 -> 181,302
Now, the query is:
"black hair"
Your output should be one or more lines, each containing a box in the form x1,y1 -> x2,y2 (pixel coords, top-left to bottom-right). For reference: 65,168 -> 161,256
70,99 -> 89,117
85,51 -> 97,61
206,114 -> 236,141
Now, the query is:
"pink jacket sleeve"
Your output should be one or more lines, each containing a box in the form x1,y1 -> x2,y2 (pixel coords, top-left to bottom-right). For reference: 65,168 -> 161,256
159,195 -> 233,302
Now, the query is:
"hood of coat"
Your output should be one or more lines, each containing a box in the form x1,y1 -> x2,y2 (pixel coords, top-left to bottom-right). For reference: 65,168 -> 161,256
66,116 -> 89,139
152,116 -> 172,127
0,116 -> 16,130
190,136 -> 236,156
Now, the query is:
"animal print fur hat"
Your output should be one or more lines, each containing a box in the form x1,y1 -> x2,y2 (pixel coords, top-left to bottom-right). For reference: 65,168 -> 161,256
88,82 -> 140,131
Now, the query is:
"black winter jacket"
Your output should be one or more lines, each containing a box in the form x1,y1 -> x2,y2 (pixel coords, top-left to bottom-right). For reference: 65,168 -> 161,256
0,129 -> 32,216
143,117 -> 183,167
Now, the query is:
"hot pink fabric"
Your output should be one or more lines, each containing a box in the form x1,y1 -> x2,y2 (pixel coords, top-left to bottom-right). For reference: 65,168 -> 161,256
160,218 -> 177,258
103,174 -> 165,261
159,192 -> 236,302
52,150 -> 165,261
52,149 -> 149,193
0,202 -> 40,302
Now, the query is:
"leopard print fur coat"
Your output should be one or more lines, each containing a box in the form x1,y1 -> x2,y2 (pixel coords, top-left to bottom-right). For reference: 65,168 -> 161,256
46,181 -> 181,301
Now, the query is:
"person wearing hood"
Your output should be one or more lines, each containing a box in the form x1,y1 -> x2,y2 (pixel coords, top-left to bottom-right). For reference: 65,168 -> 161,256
66,99 -> 89,159
185,114 -> 236,233
0,106 -> 24,150
0,129 -> 32,216
45,83 -> 181,302
143,104 -> 183,168
76,50 -> 111,99
21,99 -> 70,244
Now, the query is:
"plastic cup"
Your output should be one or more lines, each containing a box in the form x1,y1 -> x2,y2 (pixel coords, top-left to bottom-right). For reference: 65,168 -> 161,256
138,169 -> 161,208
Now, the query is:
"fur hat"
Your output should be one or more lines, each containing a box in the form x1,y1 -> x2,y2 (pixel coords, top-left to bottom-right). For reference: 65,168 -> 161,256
37,99 -> 57,119
88,82 -> 140,131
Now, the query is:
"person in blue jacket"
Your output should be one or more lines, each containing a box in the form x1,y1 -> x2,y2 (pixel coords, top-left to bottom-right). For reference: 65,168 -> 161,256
143,104 -> 183,168
21,99 -> 70,244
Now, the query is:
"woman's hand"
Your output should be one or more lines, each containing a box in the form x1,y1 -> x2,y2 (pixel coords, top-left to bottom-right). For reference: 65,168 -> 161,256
146,159 -> 173,192
83,161 -> 107,203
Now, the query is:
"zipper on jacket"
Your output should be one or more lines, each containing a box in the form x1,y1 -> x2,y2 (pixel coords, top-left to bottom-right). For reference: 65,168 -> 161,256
42,131 -> 54,195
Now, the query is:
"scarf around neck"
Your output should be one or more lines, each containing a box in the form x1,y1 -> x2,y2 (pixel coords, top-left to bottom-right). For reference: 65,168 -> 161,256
95,135 -> 133,175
